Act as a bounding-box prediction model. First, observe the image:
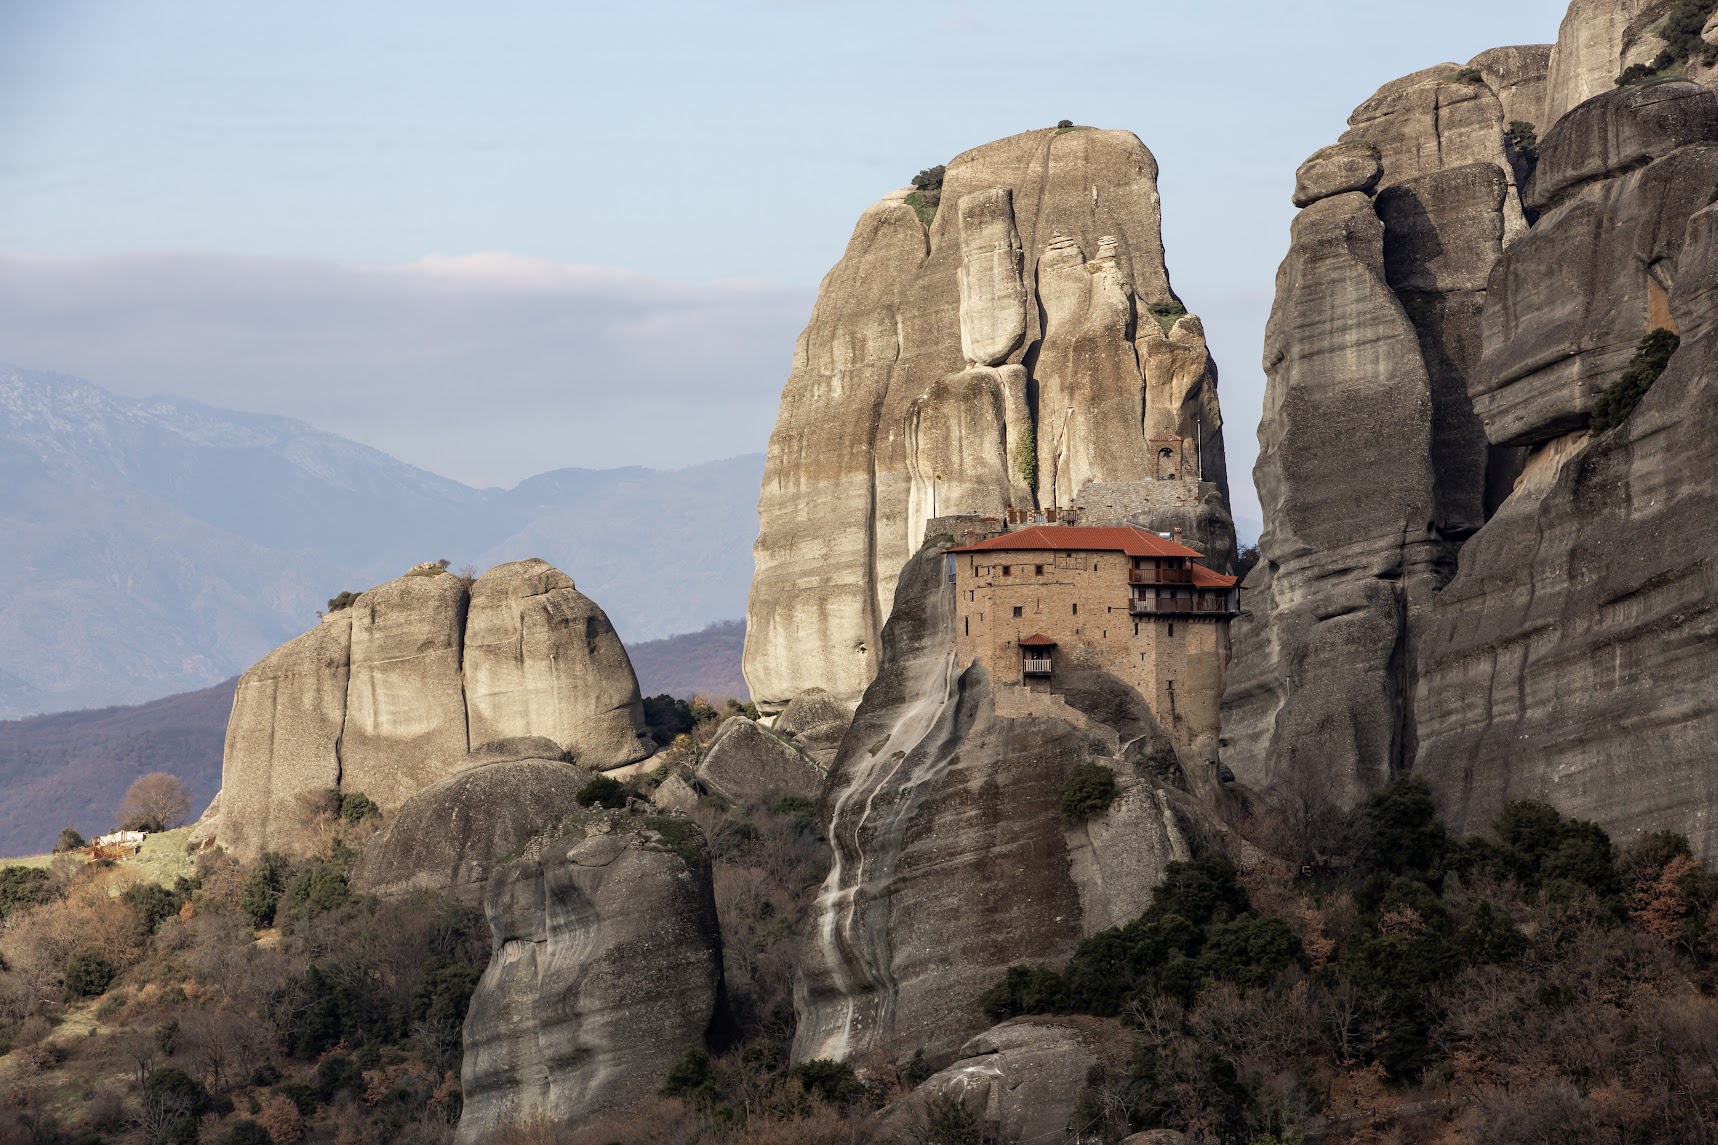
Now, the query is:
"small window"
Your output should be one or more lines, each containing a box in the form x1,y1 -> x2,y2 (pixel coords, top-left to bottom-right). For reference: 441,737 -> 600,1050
1168,622 -> 1175,637
1071,602 -> 1078,615
1035,564 -> 1044,576
1002,565 -> 1011,577
964,616 -> 969,635
1133,621 -> 1139,636
1012,605 -> 1023,618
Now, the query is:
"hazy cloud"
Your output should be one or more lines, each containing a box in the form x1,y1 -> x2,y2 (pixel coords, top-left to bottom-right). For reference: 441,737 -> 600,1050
0,251 -> 812,487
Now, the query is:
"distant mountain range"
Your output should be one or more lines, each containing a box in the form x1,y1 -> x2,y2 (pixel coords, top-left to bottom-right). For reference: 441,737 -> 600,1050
0,366 -> 763,719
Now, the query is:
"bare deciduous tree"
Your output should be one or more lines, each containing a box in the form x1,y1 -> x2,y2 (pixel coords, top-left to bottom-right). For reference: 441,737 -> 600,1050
116,772 -> 193,832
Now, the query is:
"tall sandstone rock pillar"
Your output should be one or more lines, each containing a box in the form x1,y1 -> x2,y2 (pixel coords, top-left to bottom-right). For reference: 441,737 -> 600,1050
745,127 -> 1233,711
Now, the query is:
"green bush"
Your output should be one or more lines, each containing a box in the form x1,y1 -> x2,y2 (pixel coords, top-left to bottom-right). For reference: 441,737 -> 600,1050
1147,298 -> 1188,335
64,948 -> 117,997
1591,328 -> 1680,433
121,882 -> 185,932
0,865 -> 57,920
924,1092 -> 982,1144
239,852 -> 292,927
662,1046 -> 719,1100
325,590 -> 359,613
283,862 -> 351,919
1014,422 -> 1037,491
54,827 -> 86,853
643,693 -> 697,745
1056,118 -> 1074,129
576,775 -> 630,809
1445,66 -> 1485,84
789,1059 -> 858,1103
220,1120 -> 274,1145
768,793 -> 816,819
336,790 -> 380,823
1060,762 -> 1118,824
906,163 -> 946,227
315,1052 -> 365,1102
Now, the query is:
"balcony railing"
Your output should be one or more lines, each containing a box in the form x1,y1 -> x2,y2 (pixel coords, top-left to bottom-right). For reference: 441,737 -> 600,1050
1023,657 -> 1054,676
1129,595 -> 1236,615
1129,567 -> 1193,585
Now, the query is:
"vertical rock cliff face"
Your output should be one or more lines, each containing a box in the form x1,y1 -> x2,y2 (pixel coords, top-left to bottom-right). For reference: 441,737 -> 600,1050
456,811 -> 725,1141
1222,50 -> 1550,802
213,558 -> 653,860
1230,0 -> 1718,858
1414,82 -> 1718,857
792,541 -> 1196,1064
745,128 -> 1233,711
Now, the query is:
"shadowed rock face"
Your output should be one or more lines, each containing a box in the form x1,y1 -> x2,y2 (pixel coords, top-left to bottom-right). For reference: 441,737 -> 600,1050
1221,44 -> 1549,805
792,542 -> 1194,1064
1414,96 -> 1718,857
1230,0 -> 1718,857
456,811 -> 725,1140
348,758 -> 596,905
213,558 -> 652,860
745,128 -> 1232,712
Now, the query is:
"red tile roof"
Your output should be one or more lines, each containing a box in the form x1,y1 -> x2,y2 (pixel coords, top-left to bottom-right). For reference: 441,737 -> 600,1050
953,524 -> 1206,559
1191,564 -> 1240,589
1017,634 -> 1058,646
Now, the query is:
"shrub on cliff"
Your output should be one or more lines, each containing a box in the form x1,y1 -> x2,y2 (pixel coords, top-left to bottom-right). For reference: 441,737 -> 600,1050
906,164 -> 945,227
1592,328 -> 1680,433
1060,761 -> 1117,824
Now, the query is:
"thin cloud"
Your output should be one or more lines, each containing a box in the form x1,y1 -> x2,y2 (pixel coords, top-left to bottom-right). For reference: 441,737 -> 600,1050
0,251 -> 812,487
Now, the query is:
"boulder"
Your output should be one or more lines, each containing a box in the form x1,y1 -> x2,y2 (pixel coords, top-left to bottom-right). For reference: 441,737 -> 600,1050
774,686 -> 854,766
1543,0 -> 1672,128
695,716 -> 822,807
744,127 -> 1233,712
651,770 -> 701,813
1292,141 -> 1382,207
348,758 -> 595,905
463,558 -> 653,770
207,559 -> 653,860
879,1019 -> 1127,1144
456,810 -> 725,1140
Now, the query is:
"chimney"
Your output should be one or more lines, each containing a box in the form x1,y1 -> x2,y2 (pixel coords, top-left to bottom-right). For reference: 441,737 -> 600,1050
1172,527 -> 1184,545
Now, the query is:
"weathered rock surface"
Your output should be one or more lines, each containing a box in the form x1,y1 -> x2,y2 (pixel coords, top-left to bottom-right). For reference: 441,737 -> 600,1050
774,686 -> 854,767
1293,142 -> 1382,207
457,810 -> 724,1140
793,541 -> 1196,1064
1231,0 -> 1718,860
1221,191 -> 1444,807
1223,35 -> 1559,806
464,559 -> 654,768
745,127 -> 1233,712
211,559 -> 651,860
349,758 -> 595,904
1481,83 -> 1718,445
1415,140 -> 1718,858
878,1018 -> 1127,1144
694,716 -> 822,808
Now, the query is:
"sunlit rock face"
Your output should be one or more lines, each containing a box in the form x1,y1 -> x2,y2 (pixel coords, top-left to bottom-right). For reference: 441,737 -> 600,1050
456,810 -> 725,1140
212,558 -> 652,861
744,127 -> 1233,713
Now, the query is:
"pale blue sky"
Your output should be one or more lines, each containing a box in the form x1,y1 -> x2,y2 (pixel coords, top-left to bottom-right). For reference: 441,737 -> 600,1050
0,0 -> 1572,525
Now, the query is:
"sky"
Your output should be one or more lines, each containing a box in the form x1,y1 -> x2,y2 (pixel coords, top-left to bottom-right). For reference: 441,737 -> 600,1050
0,0 -> 1573,528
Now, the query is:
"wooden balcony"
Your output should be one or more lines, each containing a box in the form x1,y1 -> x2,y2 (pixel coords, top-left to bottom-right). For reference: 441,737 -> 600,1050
1129,567 -> 1193,585
1023,657 -> 1054,676
1129,594 -> 1236,616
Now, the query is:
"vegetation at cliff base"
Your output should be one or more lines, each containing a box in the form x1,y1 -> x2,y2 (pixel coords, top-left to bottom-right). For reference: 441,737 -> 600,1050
905,164 -> 944,227
1014,422 -> 1038,491
1591,328 -> 1680,433
978,777 -> 1718,1142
